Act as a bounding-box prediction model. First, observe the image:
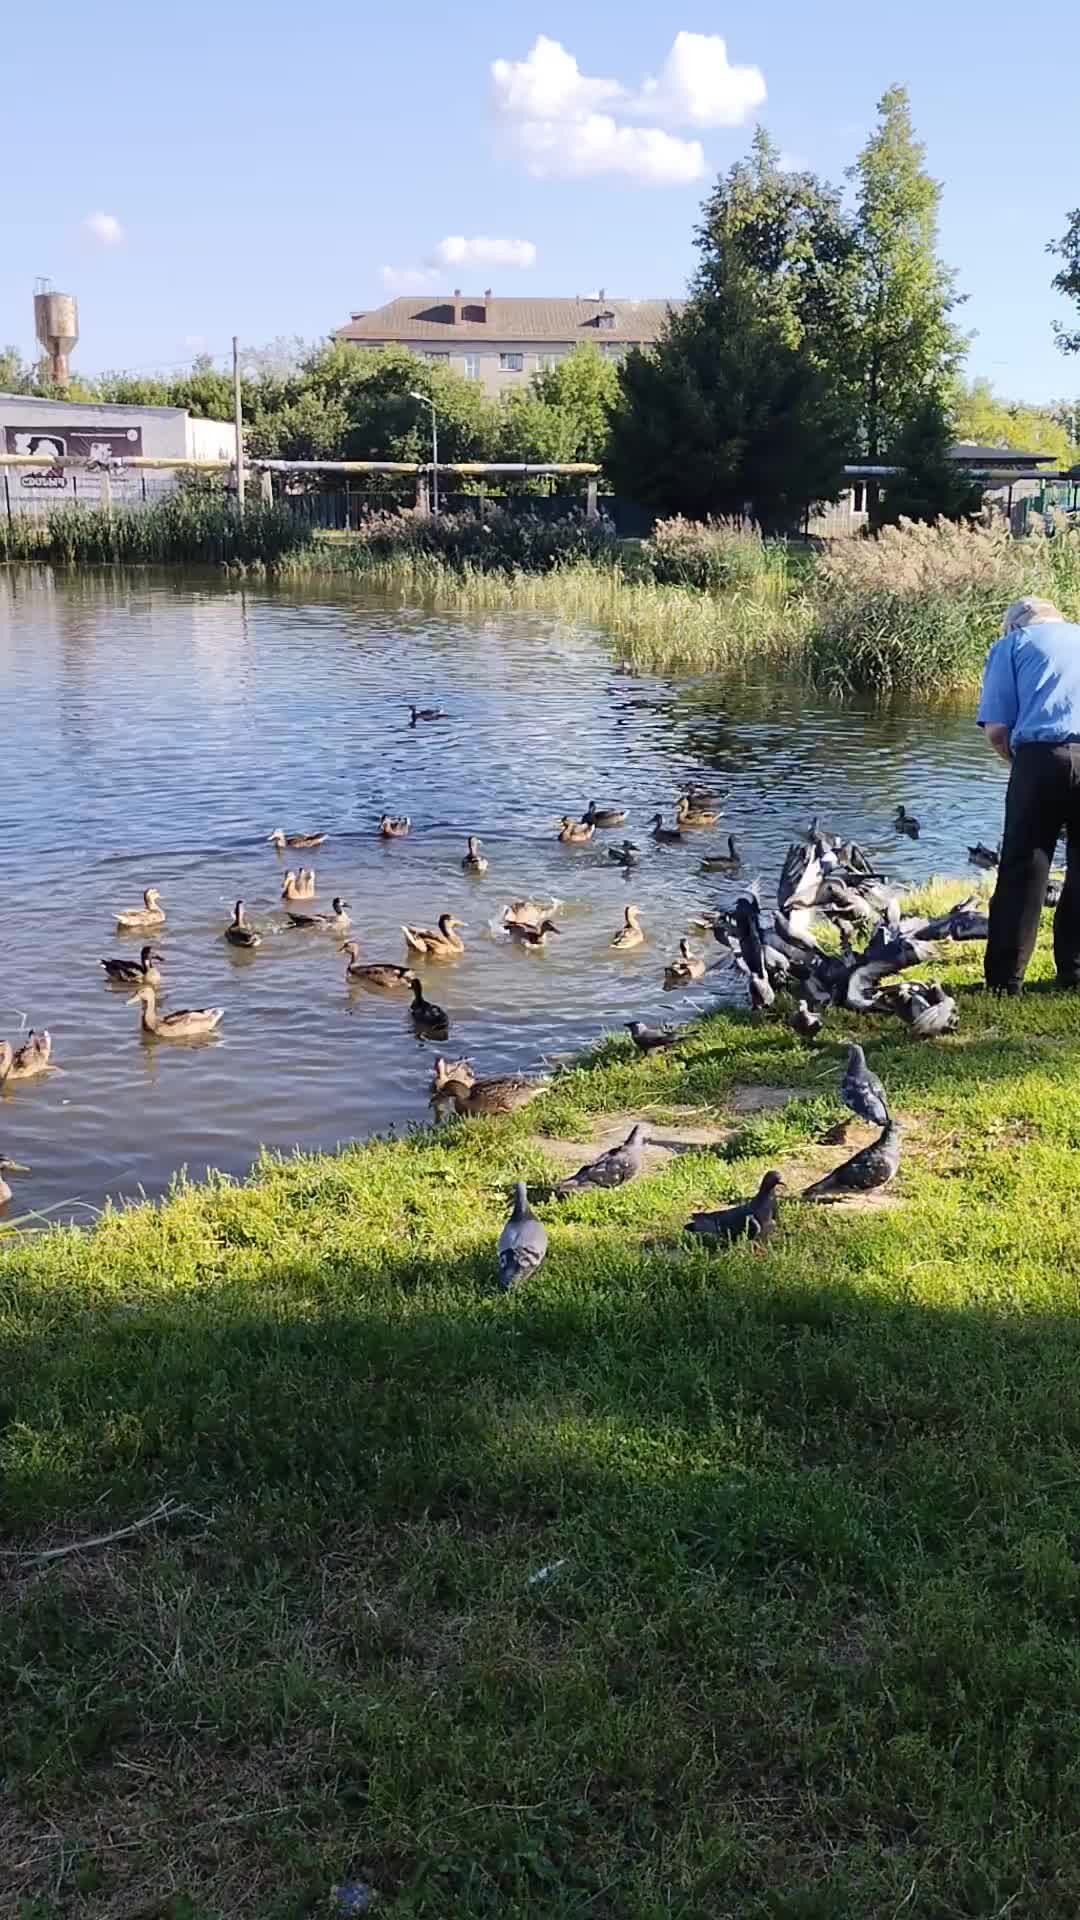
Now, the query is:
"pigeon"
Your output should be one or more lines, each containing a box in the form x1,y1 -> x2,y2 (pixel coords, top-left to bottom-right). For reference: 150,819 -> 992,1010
554,1124 -> 646,1195
947,905 -> 990,941
1046,879 -> 1063,908
802,1120 -> 901,1201
844,935 -> 934,1012
895,806 -> 921,839
840,1043 -> 890,1128
779,840 -> 824,912
733,954 -> 775,1010
907,981 -> 959,1037
685,1170 -> 783,1246
790,999 -> 823,1040
625,1020 -> 680,1053
497,1182 -> 549,1289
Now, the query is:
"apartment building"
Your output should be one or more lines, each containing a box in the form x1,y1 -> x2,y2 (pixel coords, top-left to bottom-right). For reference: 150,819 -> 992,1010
334,292 -> 677,394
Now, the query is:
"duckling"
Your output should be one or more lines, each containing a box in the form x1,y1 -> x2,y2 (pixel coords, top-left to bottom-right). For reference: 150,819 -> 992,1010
895,806 -> 921,839
607,840 -> 641,868
0,1154 -> 29,1206
101,945 -> 162,988
558,816 -> 595,844
0,1031 -> 54,1082
663,938 -> 705,986
379,814 -> 411,838
409,704 -> 447,724
402,913 -> 466,959
287,896 -> 351,932
651,813 -> 683,845
462,835 -> 489,874
115,887 -> 165,933
676,794 -> 719,828
409,974 -> 449,1034
225,900 -> 261,949
968,842 -> 999,870
582,799 -> 628,828
127,985 -> 223,1039
611,905 -> 645,950
267,828 -> 326,850
506,917 -> 562,949
700,835 -> 741,872
341,944 -> 416,990
428,1056 -> 549,1118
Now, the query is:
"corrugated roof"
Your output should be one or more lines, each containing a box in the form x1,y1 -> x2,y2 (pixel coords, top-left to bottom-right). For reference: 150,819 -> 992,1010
335,296 -> 679,344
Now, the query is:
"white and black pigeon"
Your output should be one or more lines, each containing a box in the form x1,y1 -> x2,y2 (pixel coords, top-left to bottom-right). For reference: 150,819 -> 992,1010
790,1000 -> 823,1040
839,1043 -> 890,1128
625,1020 -> 679,1053
497,1182 -> 549,1290
686,1170 -> 783,1245
555,1123 -> 646,1196
803,1120 -> 901,1201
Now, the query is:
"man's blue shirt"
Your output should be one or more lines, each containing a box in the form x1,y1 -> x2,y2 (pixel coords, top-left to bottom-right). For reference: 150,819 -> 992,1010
977,620 -> 1080,746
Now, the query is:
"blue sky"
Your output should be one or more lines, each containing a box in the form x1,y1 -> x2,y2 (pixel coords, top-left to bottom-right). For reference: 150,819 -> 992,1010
4,0 -> 1079,401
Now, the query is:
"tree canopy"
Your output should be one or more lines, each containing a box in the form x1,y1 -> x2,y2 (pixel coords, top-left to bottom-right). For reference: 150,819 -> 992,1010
1050,209 -> 1080,355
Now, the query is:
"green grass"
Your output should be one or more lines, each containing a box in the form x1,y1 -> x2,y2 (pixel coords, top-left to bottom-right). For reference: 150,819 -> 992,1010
7,890 -> 1080,1915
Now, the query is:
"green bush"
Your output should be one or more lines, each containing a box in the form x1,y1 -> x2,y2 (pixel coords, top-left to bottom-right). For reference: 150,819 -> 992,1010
346,506 -> 620,574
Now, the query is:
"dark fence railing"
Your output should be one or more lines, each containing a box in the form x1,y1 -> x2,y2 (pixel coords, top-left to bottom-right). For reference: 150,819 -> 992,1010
279,490 -> 655,539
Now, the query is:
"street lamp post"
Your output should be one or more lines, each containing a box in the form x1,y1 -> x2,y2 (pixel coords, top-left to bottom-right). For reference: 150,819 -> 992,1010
409,391 -> 439,515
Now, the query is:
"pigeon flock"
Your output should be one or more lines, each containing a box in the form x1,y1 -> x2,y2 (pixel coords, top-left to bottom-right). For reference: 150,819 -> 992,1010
492,818 -> 1001,1289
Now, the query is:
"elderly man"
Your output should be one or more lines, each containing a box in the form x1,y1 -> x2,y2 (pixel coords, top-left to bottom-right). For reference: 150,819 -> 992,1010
978,596 -> 1080,991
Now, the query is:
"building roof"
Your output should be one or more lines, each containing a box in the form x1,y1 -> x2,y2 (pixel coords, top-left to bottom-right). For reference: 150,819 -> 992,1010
951,441 -> 1055,467
336,295 -> 678,345
0,391 -> 190,419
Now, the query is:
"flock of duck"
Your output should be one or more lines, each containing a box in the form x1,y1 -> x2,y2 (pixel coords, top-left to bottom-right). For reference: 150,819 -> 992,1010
0,725 -> 1019,1265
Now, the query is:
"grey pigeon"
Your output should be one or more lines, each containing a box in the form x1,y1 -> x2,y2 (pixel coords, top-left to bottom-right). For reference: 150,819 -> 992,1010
626,1020 -> 679,1053
686,1170 -> 783,1245
907,981 -> 959,1037
803,1120 -> 901,1201
497,1182 -> 548,1290
1046,879 -> 1063,908
555,1123 -> 646,1195
947,906 -> 989,941
790,999 -> 823,1040
840,1043 -> 890,1127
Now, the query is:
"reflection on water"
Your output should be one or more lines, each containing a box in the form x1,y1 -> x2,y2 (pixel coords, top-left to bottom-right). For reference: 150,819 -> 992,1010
0,568 -> 1006,1217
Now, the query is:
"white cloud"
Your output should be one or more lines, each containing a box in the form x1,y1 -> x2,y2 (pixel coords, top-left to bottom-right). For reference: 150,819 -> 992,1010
380,264 -> 441,294
491,33 -> 765,185
83,210 -> 124,246
433,234 -> 537,270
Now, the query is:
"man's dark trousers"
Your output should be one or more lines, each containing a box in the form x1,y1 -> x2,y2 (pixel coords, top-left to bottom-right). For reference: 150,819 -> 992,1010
986,741 -> 1080,990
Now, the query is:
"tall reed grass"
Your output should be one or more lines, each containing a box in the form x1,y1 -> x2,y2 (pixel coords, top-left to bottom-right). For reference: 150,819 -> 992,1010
0,496 -> 312,567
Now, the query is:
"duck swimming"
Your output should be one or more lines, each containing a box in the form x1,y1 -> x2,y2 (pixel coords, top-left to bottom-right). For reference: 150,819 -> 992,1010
663,938 -> 705,986
409,704 -> 447,724
607,840 -> 641,868
287,896 -> 351,932
409,974 -> 449,1034
676,794 -> 719,828
558,816 -> 595,844
582,800 -> 628,828
379,814 -> 411,838
0,1154 -> 29,1206
611,905 -> 645,950
101,945 -> 162,988
402,913 -> 466,959
116,887 -> 165,933
651,813 -> 683,844
127,985 -> 223,1040
0,1031 -> 54,1083
506,917 -> 562,948
895,806 -> 921,839
267,829 -> 326,850
968,842 -> 999,870
700,836 -> 741,872
281,869 -> 316,902
225,900 -> 261,949
462,835 -> 488,874
341,944 -> 415,990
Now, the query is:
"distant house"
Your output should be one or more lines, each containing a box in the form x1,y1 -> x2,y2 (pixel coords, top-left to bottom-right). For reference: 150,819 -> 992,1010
809,443 -> 1059,537
334,292 -> 679,395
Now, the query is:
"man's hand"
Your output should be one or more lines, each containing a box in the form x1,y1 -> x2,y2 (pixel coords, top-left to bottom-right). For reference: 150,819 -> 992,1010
985,723 -> 1012,764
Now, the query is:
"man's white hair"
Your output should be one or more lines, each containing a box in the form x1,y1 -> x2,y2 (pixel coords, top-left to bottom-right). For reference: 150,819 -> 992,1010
1001,596 -> 1067,635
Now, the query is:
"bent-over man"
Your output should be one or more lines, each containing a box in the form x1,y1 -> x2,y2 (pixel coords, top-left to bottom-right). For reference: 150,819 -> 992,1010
978,595 -> 1080,992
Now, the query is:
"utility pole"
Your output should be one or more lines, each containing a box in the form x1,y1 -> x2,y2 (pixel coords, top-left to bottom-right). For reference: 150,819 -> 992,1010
232,335 -> 246,509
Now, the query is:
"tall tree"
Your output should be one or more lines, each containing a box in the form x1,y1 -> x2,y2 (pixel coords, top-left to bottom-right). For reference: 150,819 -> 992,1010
606,134 -> 853,524
848,86 -> 967,463
1049,209 -> 1080,354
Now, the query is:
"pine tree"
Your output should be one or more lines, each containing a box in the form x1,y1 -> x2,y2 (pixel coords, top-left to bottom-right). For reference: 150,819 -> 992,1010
878,392 -> 984,526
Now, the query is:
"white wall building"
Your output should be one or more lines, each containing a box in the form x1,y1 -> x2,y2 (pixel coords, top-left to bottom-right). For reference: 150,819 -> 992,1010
335,293 -> 678,396
0,393 -> 234,515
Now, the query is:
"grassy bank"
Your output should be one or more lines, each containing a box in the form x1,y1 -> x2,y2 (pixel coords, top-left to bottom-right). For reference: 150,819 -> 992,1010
6,502 -> 1080,696
7,892 -> 1080,1916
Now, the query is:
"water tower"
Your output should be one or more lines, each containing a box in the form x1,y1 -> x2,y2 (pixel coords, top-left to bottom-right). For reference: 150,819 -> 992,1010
33,278 -> 79,387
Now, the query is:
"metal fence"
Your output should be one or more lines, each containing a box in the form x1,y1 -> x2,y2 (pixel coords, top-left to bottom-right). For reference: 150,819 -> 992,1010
1,464 -> 184,521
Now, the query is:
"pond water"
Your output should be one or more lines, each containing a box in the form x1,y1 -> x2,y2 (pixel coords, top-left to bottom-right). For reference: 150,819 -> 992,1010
0,569 -> 1005,1220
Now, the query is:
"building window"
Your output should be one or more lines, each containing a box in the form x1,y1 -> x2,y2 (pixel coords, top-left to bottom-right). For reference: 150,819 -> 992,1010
499,352 -> 524,372
463,353 -> 480,380
422,350 -> 449,361
600,343 -> 624,361
537,353 -> 562,371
